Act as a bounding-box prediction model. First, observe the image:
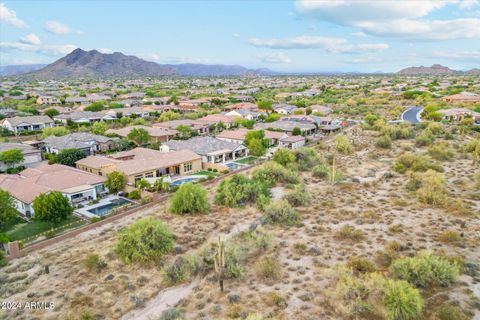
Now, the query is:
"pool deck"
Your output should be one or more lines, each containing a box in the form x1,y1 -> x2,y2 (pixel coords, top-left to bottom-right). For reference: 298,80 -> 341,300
75,195 -> 133,218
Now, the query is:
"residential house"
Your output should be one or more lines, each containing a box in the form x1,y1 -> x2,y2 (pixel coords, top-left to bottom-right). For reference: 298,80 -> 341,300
437,108 -> 480,122
153,119 -> 210,136
86,93 -> 112,102
223,102 -> 258,111
103,106 -> 151,119
197,114 -> 236,129
0,143 -> 43,171
272,104 -> 298,115
216,128 -> 288,146
225,109 -> 263,120
0,163 -> 106,217
256,120 -> 317,136
43,133 -> 115,155
442,92 -> 480,103
310,105 -> 332,115
76,147 -> 202,184
36,95 -> 61,105
160,136 -> 248,170
106,125 -> 178,143
279,135 -> 306,149
54,111 -> 116,124
0,108 -> 18,118
65,96 -> 89,104
1,115 -> 54,133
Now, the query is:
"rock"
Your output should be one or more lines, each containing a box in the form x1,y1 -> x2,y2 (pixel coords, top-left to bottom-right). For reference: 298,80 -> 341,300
105,274 -> 114,281
308,246 -> 321,256
227,294 -> 241,304
173,246 -> 185,254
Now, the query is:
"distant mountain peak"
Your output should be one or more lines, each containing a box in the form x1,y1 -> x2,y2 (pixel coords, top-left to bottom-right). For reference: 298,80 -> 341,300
397,64 -> 456,75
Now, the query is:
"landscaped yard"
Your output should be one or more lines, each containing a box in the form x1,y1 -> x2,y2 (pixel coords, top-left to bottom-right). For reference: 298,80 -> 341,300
193,170 -> 221,177
234,156 -> 257,164
4,215 -> 86,242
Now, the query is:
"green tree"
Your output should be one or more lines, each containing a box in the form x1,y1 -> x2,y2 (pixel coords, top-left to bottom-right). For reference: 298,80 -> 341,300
115,217 -> 174,264
91,121 -> 108,135
158,110 -> 180,122
169,183 -> 210,215
84,101 -> 104,112
176,125 -> 192,139
257,100 -> 272,111
292,127 -> 302,136
44,108 -> 59,118
272,148 -> 295,166
0,190 -> 17,227
32,191 -> 73,223
364,113 -> 379,126
57,148 -> 87,167
105,171 -> 126,193
114,138 -> 133,151
42,126 -> 69,139
127,127 -> 150,145
247,138 -> 267,157
0,149 -> 24,168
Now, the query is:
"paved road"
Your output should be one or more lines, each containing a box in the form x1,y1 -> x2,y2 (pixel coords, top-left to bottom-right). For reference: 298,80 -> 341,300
402,106 -> 423,124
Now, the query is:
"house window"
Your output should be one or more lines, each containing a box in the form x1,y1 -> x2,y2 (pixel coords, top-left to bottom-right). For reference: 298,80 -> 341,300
183,162 -> 192,172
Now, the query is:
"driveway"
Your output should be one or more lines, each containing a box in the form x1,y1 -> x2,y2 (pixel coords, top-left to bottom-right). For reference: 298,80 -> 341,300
402,106 -> 423,124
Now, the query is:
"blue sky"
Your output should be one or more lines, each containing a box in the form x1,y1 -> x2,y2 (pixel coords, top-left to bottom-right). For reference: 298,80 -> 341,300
1,0 -> 479,72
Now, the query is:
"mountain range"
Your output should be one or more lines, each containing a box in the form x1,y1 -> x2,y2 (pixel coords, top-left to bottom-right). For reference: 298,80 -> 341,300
1,49 -> 479,78
1,49 -> 274,78
397,64 -> 479,75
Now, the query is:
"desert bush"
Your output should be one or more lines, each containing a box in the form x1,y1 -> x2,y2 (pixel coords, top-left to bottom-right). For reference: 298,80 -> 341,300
464,139 -> 479,153
415,133 -> 433,146
127,189 -> 141,200
346,256 -> 376,274
383,278 -> 424,320
415,170 -> 449,206
215,174 -> 270,208
335,225 -> 364,241
224,244 -> 246,279
159,308 -> 183,320
169,183 -> 210,215
436,304 -> 469,320
262,200 -> 299,226
243,226 -> 273,251
0,250 -> 7,268
251,161 -> 299,187
115,217 -> 174,264
82,254 -> 107,273
294,147 -> 321,171
391,252 -> 459,288
162,257 -> 188,285
475,173 -> 480,188
256,256 -> 281,280
375,135 -> 392,149
272,148 -> 296,166
438,231 -> 463,246
393,152 -> 442,174
334,135 -> 352,154
312,162 -> 329,178
283,184 -> 311,206
385,123 -> 415,140
428,144 -> 454,161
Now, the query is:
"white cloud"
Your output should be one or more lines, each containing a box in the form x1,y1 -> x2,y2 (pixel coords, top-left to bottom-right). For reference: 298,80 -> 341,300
44,20 -> 77,34
351,31 -> 367,37
20,33 -> 41,45
0,41 -> 76,56
248,35 -> 388,53
256,52 -> 292,63
294,0 -> 480,41
431,50 -> 480,61
0,3 -> 26,28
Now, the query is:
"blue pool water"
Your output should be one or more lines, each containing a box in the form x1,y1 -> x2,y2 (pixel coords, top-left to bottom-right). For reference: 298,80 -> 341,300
225,162 -> 245,170
169,176 -> 201,187
87,198 -> 132,216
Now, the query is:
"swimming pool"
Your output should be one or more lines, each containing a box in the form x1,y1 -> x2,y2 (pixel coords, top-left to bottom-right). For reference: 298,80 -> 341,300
87,198 -> 132,216
225,162 -> 246,171
169,176 -> 203,187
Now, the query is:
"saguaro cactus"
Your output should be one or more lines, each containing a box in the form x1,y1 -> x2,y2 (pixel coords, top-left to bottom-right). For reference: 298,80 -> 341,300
214,236 -> 226,292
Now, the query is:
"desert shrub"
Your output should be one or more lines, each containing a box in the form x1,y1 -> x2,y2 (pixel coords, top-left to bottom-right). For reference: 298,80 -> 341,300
115,217 -> 174,264
243,226 -> 273,251
127,189 -> 141,200
82,254 -> 107,273
169,183 -> 210,215
391,252 -> 459,288
312,162 -> 329,178
464,139 -> 479,153
251,161 -> 299,188
425,122 -> 444,136
162,257 -> 188,285
256,256 -> 281,280
224,244 -> 246,279
415,133 -> 433,147
283,184 -> 311,206
262,200 -> 299,226
385,123 -> 415,140
0,250 -> 7,268
334,135 -> 352,154
393,152 -> 442,174
438,231 -> 463,246
294,147 -> 321,171
335,225 -> 364,241
405,172 -> 423,192
375,135 -> 392,149
383,278 -> 424,320
215,174 -> 270,208
415,170 -> 449,206
475,173 -> 480,188
428,144 -> 454,161
160,308 -> 183,320
436,304 -> 469,320
346,256 -> 376,274
272,148 -> 296,166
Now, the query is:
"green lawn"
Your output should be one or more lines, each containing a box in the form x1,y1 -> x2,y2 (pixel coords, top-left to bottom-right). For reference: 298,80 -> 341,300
4,215 -> 84,242
234,156 -> 257,164
193,170 -> 221,177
